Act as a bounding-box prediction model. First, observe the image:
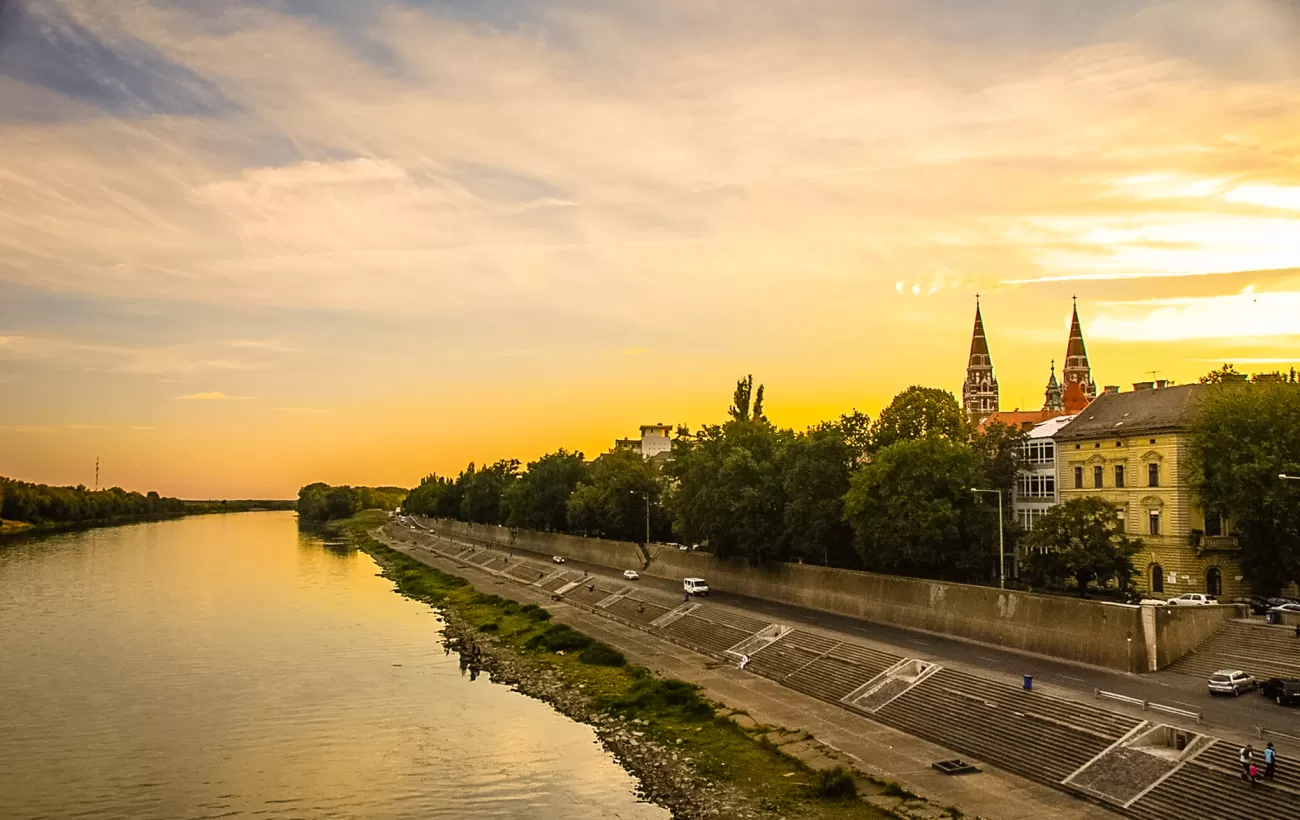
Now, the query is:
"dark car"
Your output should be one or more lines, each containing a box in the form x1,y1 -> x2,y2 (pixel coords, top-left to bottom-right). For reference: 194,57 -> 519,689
1234,596 -> 1275,615
1260,678 -> 1300,706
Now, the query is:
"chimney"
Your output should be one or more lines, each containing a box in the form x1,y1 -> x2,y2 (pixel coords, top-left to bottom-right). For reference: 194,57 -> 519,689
1104,385 -> 1120,394
1154,379 -> 1169,389
1133,381 -> 1154,391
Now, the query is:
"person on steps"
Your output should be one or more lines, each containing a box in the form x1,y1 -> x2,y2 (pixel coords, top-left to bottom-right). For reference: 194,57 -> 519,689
1240,746 -> 1253,781
738,653 -> 750,671
1265,743 -> 1277,780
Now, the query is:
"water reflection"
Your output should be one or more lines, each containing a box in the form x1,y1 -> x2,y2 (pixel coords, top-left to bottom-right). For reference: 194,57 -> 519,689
0,512 -> 666,820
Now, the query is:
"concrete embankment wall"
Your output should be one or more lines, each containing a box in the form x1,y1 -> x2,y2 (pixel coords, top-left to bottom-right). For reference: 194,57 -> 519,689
1147,603 -> 1243,670
420,518 -> 1238,673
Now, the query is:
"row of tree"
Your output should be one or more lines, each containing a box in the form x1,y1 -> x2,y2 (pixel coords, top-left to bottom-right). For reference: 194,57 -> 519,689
403,377 -> 1035,586
296,483 -> 409,526
0,476 -> 190,526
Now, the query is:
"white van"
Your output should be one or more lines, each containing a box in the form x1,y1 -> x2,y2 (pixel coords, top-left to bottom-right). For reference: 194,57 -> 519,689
683,577 -> 709,596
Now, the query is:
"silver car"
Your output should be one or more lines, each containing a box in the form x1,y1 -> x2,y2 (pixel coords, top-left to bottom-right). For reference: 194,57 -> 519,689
1208,669 -> 1256,696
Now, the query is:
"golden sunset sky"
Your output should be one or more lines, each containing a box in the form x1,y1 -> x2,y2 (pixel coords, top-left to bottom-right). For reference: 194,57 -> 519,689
1,0 -> 1298,498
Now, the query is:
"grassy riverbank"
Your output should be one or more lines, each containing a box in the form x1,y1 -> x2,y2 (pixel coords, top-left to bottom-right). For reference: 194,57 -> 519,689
0,502 -> 295,542
338,511 -> 959,820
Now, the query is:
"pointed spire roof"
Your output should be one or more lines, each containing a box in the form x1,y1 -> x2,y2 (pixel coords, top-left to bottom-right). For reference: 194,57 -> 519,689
1043,359 -> 1065,412
968,297 -> 990,360
1066,297 -> 1088,360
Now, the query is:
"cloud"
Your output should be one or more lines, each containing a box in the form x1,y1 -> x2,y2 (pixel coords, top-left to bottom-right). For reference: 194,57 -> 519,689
128,425 -> 159,431
278,406 -> 330,414
67,424 -> 110,430
8,425 -> 55,433
175,391 -> 249,401
1090,286 -> 1300,342
0,332 -> 278,375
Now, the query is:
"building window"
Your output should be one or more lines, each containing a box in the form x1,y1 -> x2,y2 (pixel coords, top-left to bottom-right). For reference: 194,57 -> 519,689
1149,510 -> 1161,536
1115,465 -> 1125,488
1206,514 -> 1223,537
1148,462 -> 1159,487
1206,567 -> 1221,597
1151,563 -> 1164,594
1074,466 -> 1084,489
1094,465 -> 1104,488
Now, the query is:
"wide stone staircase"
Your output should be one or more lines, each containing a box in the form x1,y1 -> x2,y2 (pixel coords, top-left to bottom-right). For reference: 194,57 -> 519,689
1166,620 -> 1300,681
394,525 -> 1300,819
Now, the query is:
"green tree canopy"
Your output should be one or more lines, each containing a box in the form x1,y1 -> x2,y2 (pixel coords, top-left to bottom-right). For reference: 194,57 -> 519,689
843,436 -> 994,581
869,386 -> 968,452
1189,383 -> 1300,593
504,449 -> 588,532
783,422 -> 859,567
1022,497 -> 1141,595
459,459 -> 520,525
565,449 -> 665,542
297,483 -> 406,525
402,473 -> 452,517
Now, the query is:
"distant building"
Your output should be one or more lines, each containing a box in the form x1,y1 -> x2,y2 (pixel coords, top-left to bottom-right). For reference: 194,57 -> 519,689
1054,383 -> 1246,599
604,423 -> 675,461
1013,413 -> 1077,532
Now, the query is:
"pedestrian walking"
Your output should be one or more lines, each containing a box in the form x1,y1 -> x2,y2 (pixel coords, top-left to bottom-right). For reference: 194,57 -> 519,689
1240,746 -> 1254,781
684,590 -> 690,603
1249,762 -> 1260,784
738,653 -> 750,671
1265,743 -> 1277,780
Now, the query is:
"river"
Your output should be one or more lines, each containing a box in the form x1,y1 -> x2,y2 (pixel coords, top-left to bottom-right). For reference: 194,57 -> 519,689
0,511 -> 668,820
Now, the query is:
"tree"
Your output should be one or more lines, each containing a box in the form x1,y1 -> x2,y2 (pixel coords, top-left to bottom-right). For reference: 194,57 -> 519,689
459,459 -> 520,525
1188,383 -> 1300,594
1200,364 -> 1247,384
403,473 -> 451,517
783,424 -> 858,567
1022,497 -> 1141,595
565,449 -> 665,542
970,420 -> 1026,558
844,436 -> 995,581
729,374 -> 766,422
504,449 -> 588,531
869,386 -> 968,452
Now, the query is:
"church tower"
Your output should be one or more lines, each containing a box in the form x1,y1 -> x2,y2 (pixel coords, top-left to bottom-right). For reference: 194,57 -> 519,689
1043,360 -> 1064,413
1062,297 -> 1097,402
962,297 -> 999,424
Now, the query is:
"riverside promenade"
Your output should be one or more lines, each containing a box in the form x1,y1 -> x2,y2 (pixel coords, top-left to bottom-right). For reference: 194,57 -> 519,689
384,519 -> 1300,820
379,525 -> 1117,820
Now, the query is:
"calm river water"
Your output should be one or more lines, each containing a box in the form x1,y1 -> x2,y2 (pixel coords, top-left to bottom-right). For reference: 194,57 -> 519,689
0,511 -> 667,820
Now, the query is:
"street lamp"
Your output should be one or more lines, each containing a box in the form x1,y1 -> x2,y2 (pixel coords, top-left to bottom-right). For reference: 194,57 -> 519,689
1280,474 -> 1300,482
629,490 -> 650,546
971,488 -> 1005,589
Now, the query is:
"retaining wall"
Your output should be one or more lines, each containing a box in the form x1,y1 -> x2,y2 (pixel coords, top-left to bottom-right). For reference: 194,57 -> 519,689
421,518 -> 1236,673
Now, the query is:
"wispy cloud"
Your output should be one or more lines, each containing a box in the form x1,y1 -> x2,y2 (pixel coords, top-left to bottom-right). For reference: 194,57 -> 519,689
1091,286 -> 1300,342
278,406 -> 330,414
67,424 -> 110,430
175,391 -> 250,401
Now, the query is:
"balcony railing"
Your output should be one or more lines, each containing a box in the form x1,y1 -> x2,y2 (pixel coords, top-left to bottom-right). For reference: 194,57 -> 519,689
1189,532 -> 1240,551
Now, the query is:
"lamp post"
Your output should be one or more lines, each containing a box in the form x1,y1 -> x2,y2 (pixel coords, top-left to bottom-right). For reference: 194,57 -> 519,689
629,490 -> 650,546
972,488 -> 1005,589
1280,474 -> 1300,482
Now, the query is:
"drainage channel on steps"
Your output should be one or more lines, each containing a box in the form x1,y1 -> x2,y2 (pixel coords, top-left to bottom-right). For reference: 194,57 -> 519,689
724,624 -> 792,660
1063,723 -> 1209,807
841,658 -> 940,713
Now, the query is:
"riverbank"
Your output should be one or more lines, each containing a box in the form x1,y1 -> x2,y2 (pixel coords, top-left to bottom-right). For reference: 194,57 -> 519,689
0,503 -> 295,542
340,512 -> 969,820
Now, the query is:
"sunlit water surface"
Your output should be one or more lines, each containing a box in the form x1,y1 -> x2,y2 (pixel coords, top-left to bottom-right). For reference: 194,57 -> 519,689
0,511 -> 667,820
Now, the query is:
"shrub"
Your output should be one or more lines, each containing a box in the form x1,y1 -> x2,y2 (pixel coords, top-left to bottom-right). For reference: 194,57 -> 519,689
813,767 -> 858,800
478,621 -> 500,633
520,604 -> 552,622
524,623 -> 592,653
578,643 -> 626,667
880,780 -> 915,799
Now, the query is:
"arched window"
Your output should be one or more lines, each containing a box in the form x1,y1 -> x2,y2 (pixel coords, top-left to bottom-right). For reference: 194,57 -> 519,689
1206,567 -> 1222,597
1150,564 -> 1164,594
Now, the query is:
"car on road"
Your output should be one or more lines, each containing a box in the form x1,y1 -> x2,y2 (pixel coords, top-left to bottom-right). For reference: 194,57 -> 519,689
552,555 -> 566,564
1269,603 -> 1300,614
1208,669 -> 1257,697
1260,678 -> 1300,706
623,570 -> 640,581
683,577 -> 709,596
1168,593 -> 1217,606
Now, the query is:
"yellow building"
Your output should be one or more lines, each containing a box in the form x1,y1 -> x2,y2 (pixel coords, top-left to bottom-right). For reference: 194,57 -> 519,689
1054,383 -> 1246,599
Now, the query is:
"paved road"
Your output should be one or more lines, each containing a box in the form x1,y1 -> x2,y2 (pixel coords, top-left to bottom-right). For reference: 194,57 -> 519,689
407,522 -> 1300,740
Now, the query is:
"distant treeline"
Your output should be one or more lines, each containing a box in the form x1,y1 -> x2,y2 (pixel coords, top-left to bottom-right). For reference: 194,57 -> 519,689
296,483 -> 408,526
0,475 -> 292,532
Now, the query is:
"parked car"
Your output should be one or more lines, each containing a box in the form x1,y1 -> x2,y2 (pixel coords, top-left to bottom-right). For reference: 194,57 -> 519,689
683,577 -> 709,596
1260,678 -> 1300,706
623,570 -> 640,581
1228,596 -> 1275,615
1208,669 -> 1257,697
1168,593 -> 1216,606
1269,603 -> 1300,614
552,555 -> 566,564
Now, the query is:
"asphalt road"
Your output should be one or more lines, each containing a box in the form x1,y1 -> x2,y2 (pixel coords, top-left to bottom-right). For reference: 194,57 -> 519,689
405,522 -> 1300,739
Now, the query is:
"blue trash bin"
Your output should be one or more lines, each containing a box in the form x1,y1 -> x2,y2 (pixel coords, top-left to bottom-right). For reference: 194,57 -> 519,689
1023,674 -> 1033,691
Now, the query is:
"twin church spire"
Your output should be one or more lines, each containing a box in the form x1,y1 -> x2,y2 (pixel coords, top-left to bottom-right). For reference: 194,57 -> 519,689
962,296 -> 1096,425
